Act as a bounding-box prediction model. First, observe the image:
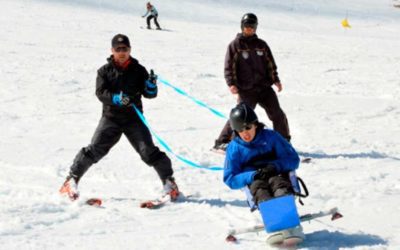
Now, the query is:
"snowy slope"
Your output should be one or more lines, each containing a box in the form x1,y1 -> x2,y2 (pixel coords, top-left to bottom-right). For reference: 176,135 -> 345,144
1,0 -> 399,249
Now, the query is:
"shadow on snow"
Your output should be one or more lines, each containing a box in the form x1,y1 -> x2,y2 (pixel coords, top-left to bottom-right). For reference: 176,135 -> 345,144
184,197 -> 249,208
298,150 -> 400,161
302,230 -> 387,249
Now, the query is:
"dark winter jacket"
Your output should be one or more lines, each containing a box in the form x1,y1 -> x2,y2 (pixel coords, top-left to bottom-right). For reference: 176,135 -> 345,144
223,127 -> 299,190
96,56 -> 156,121
224,33 -> 280,91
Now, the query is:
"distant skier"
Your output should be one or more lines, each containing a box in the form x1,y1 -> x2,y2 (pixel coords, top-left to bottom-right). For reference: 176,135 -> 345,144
60,34 -> 179,202
142,2 -> 161,30
212,13 -> 291,152
223,103 -> 304,245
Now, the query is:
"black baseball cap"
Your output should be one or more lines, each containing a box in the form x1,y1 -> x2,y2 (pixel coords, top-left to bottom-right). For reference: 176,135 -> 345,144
111,34 -> 131,48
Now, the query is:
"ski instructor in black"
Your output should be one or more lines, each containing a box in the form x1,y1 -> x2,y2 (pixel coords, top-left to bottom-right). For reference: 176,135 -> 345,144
60,34 -> 179,202
213,13 -> 291,152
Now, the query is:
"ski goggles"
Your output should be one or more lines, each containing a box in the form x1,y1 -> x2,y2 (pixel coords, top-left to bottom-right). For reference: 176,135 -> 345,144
237,124 -> 254,133
243,23 -> 257,29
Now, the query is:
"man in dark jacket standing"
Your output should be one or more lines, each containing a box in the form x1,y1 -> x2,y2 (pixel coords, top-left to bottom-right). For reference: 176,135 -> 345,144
60,34 -> 179,201
213,13 -> 291,152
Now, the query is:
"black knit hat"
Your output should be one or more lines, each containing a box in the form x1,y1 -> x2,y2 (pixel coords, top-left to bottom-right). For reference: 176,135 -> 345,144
111,34 -> 130,48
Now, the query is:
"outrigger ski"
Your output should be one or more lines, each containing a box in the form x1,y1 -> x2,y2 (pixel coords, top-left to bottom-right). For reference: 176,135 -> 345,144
225,207 -> 343,244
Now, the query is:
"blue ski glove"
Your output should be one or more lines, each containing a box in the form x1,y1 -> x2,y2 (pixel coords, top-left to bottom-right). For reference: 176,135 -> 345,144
112,93 -> 131,106
144,69 -> 158,98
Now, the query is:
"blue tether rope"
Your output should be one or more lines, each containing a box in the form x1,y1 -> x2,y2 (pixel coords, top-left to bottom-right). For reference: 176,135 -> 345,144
132,105 -> 224,171
158,77 -> 228,119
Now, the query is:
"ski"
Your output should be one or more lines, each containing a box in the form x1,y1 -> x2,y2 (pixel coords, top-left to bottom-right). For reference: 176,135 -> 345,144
140,193 -> 194,209
139,26 -> 172,32
267,228 -> 305,248
225,207 -> 343,242
140,26 -> 153,30
86,198 -> 103,207
140,195 -> 171,209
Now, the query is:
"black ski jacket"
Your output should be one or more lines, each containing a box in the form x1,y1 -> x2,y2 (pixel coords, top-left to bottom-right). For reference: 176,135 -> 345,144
224,33 -> 280,91
96,56 -> 156,122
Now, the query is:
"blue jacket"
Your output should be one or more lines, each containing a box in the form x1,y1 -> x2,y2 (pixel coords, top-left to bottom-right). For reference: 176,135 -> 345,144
223,128 -> 300,190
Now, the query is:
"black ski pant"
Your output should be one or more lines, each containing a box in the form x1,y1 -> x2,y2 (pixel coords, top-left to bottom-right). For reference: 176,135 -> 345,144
69,116 -> 173,183
216,86 -> 290,143
249,175 -> 293,205
146,15 -> 160,29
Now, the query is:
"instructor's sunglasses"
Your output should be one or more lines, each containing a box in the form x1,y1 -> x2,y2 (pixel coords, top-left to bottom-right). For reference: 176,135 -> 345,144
115,47 -> 129,52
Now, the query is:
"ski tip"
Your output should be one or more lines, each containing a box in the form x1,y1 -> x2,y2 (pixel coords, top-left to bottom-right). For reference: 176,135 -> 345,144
140,201 -> 163,209
140,201 -> 153,208
86,198 -> 102,207
225,234 -> 237,243
331,212 -> 343,221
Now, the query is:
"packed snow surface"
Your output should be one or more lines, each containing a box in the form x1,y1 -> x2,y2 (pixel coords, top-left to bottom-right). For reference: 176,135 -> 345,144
1,0 -> 399,249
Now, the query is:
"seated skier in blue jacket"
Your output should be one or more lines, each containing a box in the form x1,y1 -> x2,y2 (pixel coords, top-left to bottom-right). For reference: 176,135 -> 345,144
223,102 -> 300,205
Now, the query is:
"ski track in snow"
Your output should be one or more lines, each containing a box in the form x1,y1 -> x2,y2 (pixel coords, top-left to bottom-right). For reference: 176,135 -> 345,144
0,0 -> 399,249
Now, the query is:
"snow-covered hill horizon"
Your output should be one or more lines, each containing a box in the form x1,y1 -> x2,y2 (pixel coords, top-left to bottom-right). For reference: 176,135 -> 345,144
1,0 -> 399,249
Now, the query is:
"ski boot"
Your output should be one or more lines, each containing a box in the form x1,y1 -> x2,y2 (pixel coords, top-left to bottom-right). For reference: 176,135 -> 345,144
59,175 -> 79,201
211,139 -> 229,154
163,176 -> 180,201
146,25 -> 151,29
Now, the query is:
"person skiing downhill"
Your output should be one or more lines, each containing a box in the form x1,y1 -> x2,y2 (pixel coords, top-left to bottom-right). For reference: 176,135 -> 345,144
60,34 -> 179,202
142,2 -> 161,30
213,13 -> 291,152
224,103 -> 304,245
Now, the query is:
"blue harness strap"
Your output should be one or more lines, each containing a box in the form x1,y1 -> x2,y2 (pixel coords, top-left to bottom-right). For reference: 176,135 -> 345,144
158,77 -> 228,119
132,104 -> 223,171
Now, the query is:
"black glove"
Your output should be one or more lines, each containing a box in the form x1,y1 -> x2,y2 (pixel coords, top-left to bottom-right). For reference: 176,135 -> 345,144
149,69 -> 157,84
253,164 -> 277,181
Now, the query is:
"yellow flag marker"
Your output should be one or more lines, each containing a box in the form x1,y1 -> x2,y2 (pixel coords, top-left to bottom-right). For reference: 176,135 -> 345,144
341,18 -> 351,28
